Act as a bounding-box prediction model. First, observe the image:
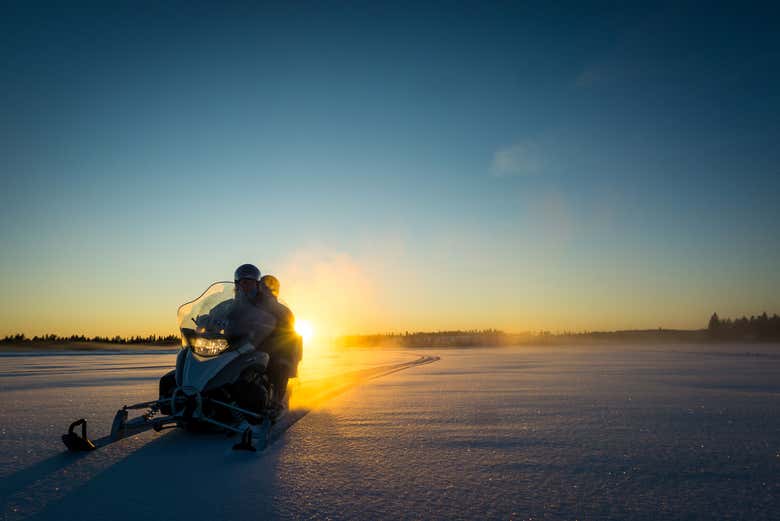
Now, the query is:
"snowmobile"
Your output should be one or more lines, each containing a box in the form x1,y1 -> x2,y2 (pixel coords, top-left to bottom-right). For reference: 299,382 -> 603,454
62,281 -> 302,452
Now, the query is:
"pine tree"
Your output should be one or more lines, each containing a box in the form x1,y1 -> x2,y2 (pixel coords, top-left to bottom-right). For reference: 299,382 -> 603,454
708,312 -> 720,332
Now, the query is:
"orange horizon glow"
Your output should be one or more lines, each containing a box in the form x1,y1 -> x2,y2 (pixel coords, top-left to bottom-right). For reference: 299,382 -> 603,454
1,247 -> 776,339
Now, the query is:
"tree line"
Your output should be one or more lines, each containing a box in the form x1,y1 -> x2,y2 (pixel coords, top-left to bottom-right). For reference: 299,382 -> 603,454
3,312 -> 778,348
707,312 -> 780,341
0,333 -> 180,345
340,313 -> 780,348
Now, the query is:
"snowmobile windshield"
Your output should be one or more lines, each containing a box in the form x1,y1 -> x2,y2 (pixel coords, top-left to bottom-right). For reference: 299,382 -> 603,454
176,281 -> 276,355
176,282 -> 233,352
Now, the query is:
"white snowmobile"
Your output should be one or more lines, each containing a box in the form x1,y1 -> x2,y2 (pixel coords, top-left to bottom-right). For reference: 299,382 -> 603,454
62,281 -> 302,452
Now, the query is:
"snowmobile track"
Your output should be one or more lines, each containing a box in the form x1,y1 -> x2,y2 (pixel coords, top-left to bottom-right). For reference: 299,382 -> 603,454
267,354 -> 440,445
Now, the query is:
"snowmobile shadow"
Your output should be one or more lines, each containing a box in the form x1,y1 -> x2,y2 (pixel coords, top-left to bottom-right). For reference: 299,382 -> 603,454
0,428 -> 175,520
0,440 -> 132,518
0,451 -> 90,504
27,412 -> 365,521
21,428 -> 280,520
3,419 -> 292,520
2,354 -> 440,520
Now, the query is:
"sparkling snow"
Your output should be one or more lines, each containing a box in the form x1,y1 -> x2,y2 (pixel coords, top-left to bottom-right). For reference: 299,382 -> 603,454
1,344 -> 779,520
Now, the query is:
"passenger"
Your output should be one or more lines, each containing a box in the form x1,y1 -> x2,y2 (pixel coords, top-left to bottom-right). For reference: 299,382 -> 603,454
259,275 -> 292,327
259,274 -> 302,408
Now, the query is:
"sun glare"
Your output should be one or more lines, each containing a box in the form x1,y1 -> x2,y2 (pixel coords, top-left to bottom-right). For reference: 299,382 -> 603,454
295,319 -> 314,343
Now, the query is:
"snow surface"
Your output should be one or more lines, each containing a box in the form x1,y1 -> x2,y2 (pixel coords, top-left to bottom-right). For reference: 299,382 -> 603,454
1,344 -> 779,520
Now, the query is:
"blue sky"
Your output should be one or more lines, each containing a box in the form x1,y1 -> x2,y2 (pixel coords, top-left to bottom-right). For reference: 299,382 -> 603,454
1,2 -> 779,336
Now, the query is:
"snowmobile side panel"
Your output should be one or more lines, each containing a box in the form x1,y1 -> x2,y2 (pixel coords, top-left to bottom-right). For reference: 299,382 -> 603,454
174,349 -> 186,387
204,350 -> 269,391
181,349 -> 239,391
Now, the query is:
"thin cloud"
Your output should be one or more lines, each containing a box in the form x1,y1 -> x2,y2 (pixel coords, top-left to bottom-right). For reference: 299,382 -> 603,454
491,142 -> 542,177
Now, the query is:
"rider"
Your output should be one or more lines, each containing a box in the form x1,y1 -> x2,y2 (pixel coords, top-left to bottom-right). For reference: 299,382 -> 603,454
234,263 -> 263,303
228,264 -> 274,346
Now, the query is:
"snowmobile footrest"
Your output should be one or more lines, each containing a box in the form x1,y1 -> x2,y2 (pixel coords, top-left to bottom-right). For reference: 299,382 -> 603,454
232,427 -> 256,452
62,419 -> 97,452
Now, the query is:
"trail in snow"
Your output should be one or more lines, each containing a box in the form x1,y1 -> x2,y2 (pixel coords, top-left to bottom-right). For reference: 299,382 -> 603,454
272,355 -> 439,443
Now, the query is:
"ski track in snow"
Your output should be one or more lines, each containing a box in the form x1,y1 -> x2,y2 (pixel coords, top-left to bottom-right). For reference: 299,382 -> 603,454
2,344 -> 780,520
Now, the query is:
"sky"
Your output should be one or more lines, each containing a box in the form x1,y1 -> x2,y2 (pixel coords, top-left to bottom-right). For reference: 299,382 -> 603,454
1,1 -> 779,338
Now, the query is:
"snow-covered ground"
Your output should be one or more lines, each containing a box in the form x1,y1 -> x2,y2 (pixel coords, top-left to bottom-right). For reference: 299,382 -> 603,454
1,344 -> 779,520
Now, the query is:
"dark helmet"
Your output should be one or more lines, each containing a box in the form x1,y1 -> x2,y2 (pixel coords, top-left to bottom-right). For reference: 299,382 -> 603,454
234,263 -> 261,282
260,274 -> 280,298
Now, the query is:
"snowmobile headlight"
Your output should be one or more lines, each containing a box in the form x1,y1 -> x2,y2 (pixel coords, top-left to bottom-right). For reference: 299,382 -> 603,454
191,337 -> 229,356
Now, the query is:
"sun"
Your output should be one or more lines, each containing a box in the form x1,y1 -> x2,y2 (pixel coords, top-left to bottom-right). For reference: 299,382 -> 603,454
294,319 -> 314,343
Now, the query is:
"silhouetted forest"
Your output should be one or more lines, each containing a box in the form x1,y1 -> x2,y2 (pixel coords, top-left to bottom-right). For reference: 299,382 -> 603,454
707,312 -> 780,341
0,333 -> 180,346
2,311 -> 778,349
338,312 -> 780,348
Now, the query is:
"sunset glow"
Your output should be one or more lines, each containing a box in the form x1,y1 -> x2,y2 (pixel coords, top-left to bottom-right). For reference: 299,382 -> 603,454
294,319 -> 314,344
1,5 -> 778,521
0,3 -> 778,339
